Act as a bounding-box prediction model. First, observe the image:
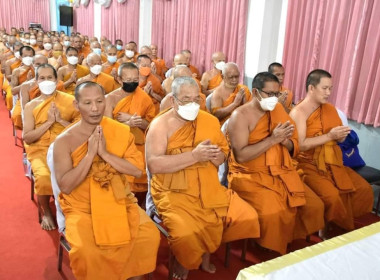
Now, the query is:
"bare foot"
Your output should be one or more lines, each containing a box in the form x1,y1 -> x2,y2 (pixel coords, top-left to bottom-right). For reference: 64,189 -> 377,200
41,213 -> 56,231
201,253 -> 216,274
173,258 -> 189,280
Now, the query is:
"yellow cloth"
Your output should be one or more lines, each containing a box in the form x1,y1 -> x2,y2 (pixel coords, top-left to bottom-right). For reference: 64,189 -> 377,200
208,72 -> 223,90
189,64 -> 201,80
59,117 -> 159,280
62,65 -> 90,95
153,58 -> 167,80
151,110 -> 260,269
92,72 -> 120,94
102,62 -> 120,75
297,103 -> 373,230
139,73 -> 165,115
25,91 -> 80,195
112,87 -> 156,192
228,104 -> 324,254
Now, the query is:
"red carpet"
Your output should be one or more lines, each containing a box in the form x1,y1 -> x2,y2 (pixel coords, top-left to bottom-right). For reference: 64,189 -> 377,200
0,95 -> 378,280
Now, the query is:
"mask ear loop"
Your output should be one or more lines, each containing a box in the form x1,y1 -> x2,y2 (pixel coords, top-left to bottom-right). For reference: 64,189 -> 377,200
254,88 -> 262,101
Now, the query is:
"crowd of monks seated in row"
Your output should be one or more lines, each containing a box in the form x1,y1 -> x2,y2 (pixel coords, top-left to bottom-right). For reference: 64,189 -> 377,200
0,26 -> 375,280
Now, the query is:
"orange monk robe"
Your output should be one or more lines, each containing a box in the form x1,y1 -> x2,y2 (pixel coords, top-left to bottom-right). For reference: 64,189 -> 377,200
91,72 -> 120,94
228,104 -> 325,254
211,84 -> 252,125
25,92 -> 80,196
38,49 -> 51,58
59,117 -> 160,280
153,58 -> 168,80
79,47 -> 91,58
112,87 -> 156,192
117,50 -> 124,59
189,64 -> 201,80
280,85 -> 294,111
139,73 -> 165,115
296,103 -> 373,230
5,59 -> 22,109
62,64 -> 90,95
208,73 -> 223,91
102,62 -> 120,75
151,110 -> 260,270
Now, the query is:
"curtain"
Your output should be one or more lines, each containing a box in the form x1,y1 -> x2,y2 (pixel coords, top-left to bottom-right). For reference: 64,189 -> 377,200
151,0 -> 249,77
101,0 -> 139,44
282,0 -> 380,127
73,0 -> 94,36
0,0 -> 51,31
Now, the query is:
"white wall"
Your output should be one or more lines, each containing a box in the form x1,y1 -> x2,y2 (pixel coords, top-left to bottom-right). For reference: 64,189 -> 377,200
139,0 -> 153,48
93,2 -> 102,39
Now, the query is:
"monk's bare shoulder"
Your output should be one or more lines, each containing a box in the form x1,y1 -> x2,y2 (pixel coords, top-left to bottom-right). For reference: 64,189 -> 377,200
24,97 -> 43,111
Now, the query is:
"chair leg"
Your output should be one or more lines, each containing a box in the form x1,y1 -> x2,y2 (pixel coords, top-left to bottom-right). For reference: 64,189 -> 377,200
168,249 -> 175,280
58,237 -> 63,271
241,239 -> 248,262
224,242 -> 231,268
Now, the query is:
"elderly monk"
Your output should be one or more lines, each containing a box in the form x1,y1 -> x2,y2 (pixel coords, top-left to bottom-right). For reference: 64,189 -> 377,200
38,36 -> 53,58
139,45 -> 163,82
211,62 -> 251,125
48,42 -> 66,70
290,69 -> 373,237
162,53 -> 187,94
160,65 -> 208,112
150,44 -> 168,80
105,63 -> 155,195
136,54 -> 165,114
82,41 -> 107,67
72,35 -> 89,61
57,47 -> 90,95
228,72 -> 325,254
181,49 -> 200,80
23,64 -> 80,230
115,39 -> 124,58
201,52 -> 225,95
268,62 -> 293,113
53,81 -> 159,280
101,44 -> 120,78
146,76 -> 260,279
118,42 -> 139,64
77,53 -> 119,94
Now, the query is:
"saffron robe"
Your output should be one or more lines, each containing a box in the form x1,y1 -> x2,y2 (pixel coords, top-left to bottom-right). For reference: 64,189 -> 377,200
62,65 -> 90,95
139,73 -> 165,115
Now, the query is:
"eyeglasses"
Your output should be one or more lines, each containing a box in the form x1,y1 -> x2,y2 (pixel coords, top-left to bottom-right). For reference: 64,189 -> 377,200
174,96 -> 201,105
260,90 -> 282,98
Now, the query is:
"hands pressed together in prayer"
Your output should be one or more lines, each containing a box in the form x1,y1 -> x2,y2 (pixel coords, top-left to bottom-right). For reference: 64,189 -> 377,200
271,121 -> 294,146
328,126 -> 351,142
233,88 -> 245,107
47,102 -> 62,125
144,81 -> 153,95
69,69 -> 77,83
278,91 -> 288,106
192,139 -> 223,162
87,125 -> 107,159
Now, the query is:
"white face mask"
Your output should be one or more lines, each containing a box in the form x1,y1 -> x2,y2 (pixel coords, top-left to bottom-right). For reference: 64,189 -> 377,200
43,43 -> 52,50
38,80 -> 56,95
125,50 -> 134,58
257,91 -> 278,111
14,51 -> 21,59
176,102 -> 200,121
90,65 -> 102,75
107,55 -> 117,64
22,56 -> 33,66
116,45 -> 123,51
25,39 -> 30,44
67,56 -> 78,65
30,39 -> 36,45
92,48 -> 101,55
215,61 -> 225,71
64,40 -> 70,47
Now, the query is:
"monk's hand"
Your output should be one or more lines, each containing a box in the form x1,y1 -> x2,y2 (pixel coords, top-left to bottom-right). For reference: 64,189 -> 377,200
233,90 -> 245,106
70,70 -> 77,82
54,106 -> 62,122
97,126 -> 108,158
278,91 -> 288,105
192,73 -> 198,79
88,127 -> 99,158
192,139 -> 221,162
328,126 -> 351,141
117,112 -> 131,123
144,82 -> 153,95
151,62 -> 157,74
111,68 -> 117,79
57,55 -> 63,67
47,103 -> 56,124
128,113 -> 143,127
271,121 -> 294,144
78,54 -> 84,64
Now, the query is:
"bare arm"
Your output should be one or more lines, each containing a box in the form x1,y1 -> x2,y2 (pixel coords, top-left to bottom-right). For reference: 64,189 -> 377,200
211,90 -> 243,120
20,82 -> 31,109
200,72 -> 212,95
103,95 -> 115,118
10,69 -> 19,88
5,61 -> 12,81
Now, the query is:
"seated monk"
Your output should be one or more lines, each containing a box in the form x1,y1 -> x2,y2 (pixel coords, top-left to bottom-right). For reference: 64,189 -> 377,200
150,44 -> 168,81
181,49 -> 201,80
37,37 -> 53,58
48,42 -> 66,70
160,65 -> 208,112
137,54 -> 165,114
146,76 -> 260,279
105,63 -> 155,195
268,62 -> 294,113
211,62 -> 251,125
57,46 -> 90,95
162,53 -> 187,94
11,46 -> 36,129
5,41 -> 23,81
23,63 -> 80,230
82,40 -> 107,67
139,45 -> 163,82
54,81 -> 160,280
228,72 -> 325,254
77,53 -> 119,94
200,52 -> 225,96
115,39 -> 124,58
101,44 -> 120,78
118,41 -> 139,64
289,69 -> 373,237
72,35 -> 89,62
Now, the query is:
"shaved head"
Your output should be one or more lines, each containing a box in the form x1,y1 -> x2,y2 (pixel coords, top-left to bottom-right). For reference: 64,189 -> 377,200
173,65 -> 192,79
212,52 -> 226,63
173,53 -> 187,67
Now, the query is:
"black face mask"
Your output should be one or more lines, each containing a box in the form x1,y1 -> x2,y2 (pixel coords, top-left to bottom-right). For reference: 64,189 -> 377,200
122,82 -> 139,93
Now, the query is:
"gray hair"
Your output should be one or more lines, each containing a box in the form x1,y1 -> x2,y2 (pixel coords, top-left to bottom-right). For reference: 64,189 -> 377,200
172,76 -> 199,97
222,62 -> 239,76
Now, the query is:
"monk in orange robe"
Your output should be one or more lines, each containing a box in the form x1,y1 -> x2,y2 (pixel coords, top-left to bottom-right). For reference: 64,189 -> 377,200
201,52 -> 225,95
81,41 -> 107,67
73,35 -> 90,60
23,64 -> 80,231
105,63 -> 155,195
54,81 -> 159,280
150,44 -> 168,80
101,45 -> 120,77
48,42 -> 66,70
118,42 -> 139,64
139,45 -> 164,82
211,62 -> 251,125
290,69 -> 373,236
37,37 -> 53,58
160,66 -> 208,112
57,47 -> 90,95
137,54 -> 165,114
162,53 -> 188,94
146,77 -> 260,279
228,72 -> 324,254
77,53 -> 119,94
5,41 -> 23,81
115,39 -> 125,58
268,62 -> 294,113
181,49 -> 201,79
